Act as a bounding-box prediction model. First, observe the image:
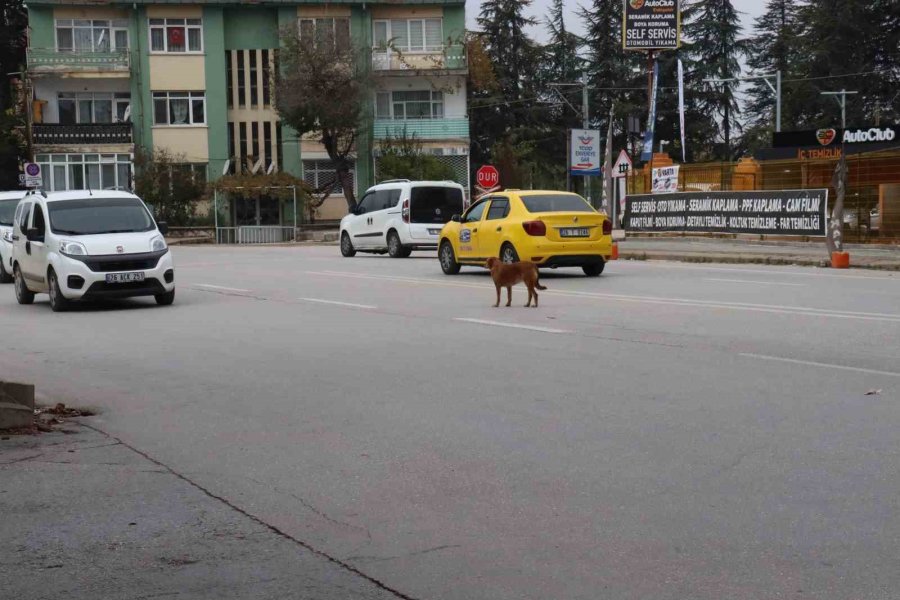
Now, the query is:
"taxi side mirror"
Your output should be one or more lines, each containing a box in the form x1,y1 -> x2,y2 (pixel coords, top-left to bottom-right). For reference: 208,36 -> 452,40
451,214 -> 461,223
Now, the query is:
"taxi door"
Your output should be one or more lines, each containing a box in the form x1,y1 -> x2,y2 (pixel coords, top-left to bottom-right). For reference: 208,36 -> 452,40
478,197 -> 510,259
456,199 -> 488,260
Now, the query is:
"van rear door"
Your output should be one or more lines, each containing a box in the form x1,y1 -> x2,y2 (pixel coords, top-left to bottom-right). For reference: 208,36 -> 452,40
408,185 -> 464,240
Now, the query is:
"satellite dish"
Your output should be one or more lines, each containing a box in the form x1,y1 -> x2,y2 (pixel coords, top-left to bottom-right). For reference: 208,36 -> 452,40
221,159 -> 231,176
251,158 -> 264,174
266,162 -> 276,175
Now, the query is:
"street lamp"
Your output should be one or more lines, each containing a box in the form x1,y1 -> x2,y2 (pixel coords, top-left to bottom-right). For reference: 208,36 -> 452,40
820,90 -> 858,129
704,71 -> 782,132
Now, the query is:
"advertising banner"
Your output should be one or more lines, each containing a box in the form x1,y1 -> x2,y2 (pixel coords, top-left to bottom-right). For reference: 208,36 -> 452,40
570,129 -> 602,176
640,60 -> 659,161
677,58 -> 686,162
772,126 -> 898,148
651,165 -> 679,193
625,189 -> 828,236
623,0 -> 681,51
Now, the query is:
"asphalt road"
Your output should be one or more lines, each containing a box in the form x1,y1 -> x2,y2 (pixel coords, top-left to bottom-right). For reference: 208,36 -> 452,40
3,246 -> 900,600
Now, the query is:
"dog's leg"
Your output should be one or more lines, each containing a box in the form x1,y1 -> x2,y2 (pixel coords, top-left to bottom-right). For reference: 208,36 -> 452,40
525,284 -> 532,307
506,286 -> 512,307
533,286 -> 539,308
494,283 -> 500,307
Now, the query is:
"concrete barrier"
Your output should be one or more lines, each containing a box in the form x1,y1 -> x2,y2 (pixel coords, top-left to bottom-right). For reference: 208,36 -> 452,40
0,381 -> 35,430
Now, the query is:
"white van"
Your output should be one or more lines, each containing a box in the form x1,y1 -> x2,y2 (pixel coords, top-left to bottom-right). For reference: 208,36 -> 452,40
0,190 -> 27,284
11,190 -> 175,311
340,180 -> 466,258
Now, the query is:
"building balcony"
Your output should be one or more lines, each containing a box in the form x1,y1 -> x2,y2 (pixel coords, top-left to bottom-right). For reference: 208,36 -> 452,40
27,48 -> 130,76
33,123 -> 133,146
372,47 -> 466,75
374,118 -> 469,141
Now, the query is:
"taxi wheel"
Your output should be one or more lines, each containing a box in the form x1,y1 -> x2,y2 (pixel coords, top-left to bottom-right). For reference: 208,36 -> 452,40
14,265 -> 34,305
439,240 -> 461,274
500,243 -> 519,264
340,232 -> 356,257
0,259 -> 12,284
583,261 -> 605,277
48,269 -> 70,312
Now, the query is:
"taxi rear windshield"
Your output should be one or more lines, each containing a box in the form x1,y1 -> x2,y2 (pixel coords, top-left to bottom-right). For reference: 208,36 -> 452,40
521,194 -> 594,213
410,187 -> 464,224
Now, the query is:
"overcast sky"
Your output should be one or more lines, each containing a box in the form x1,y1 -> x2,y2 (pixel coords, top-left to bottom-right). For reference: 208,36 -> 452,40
465,0 -> 766,41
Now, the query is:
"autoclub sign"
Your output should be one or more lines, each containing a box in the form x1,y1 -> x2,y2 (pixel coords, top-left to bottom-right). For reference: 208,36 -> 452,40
622,0 -> 681,51
625,189 -> 828,236
773,125 -> 899,148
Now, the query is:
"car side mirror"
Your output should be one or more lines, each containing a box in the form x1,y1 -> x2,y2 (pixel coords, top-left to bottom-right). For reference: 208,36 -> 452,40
355,206 -> 366,215
25,228 -> 40,242
451,214 -> 461,223
157,221 -> 169,235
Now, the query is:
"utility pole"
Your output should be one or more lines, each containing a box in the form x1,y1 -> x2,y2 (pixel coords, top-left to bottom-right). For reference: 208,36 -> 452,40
821,89 -> 858,129
705,70 -> 782,132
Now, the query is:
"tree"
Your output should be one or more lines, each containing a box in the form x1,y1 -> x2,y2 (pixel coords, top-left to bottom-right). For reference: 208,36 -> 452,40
376,131 -> 456,182
275,26 -> 370,210
134,149 -> 206,226
684,0 -> 748,160
0,0 -> 26,189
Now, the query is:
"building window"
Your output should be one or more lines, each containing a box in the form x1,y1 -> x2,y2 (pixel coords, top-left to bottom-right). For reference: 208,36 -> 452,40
171,163 -> 208,185
299,18 -> 350,49
153,92 -> 206,126
58,92 -> 130,125
236,51 -> 246,107
373,19 -> 442,52
149,18 -> 202,53
225,51 -> 233,108
35,153 -> 131,192
303,159 -> 355,195
375,90 -> 443,119
262,49 -> 271,106
56,19 -> 129,52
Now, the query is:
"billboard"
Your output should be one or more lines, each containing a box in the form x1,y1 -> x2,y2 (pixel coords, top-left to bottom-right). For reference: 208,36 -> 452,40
625,189 -> 828,236
623,0 -> 681,51
570,129 -> 602,176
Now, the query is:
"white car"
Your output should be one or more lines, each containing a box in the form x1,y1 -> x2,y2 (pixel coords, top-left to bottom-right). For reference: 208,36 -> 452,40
0,190 -> 27,284
340,180 -> 466,258
10,190 -> 175,311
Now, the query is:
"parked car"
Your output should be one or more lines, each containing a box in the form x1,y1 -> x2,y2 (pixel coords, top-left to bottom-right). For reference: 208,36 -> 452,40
843,207 -> 880,233
438,190 -> 614,277
0,191 -> 27,284
340,180 -> 466,258
10,190 -> 175,311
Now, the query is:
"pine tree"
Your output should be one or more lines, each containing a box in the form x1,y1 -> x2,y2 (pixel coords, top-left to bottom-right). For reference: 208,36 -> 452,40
684,0 -> 748,160
0,0 -> 26,189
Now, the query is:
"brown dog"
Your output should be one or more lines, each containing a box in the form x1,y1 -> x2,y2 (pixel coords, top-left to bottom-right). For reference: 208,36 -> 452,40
486,257 -> 547,308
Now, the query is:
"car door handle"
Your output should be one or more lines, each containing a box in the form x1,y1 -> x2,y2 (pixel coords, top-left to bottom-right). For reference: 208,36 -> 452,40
25,241 -> 31,255
473,228 -> 478,233
496,226 -> 502,232
11,235 -> 18,241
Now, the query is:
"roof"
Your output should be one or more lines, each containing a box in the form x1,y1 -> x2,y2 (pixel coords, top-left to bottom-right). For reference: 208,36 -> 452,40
0,191 -> 27,201
30,190 -> 141,204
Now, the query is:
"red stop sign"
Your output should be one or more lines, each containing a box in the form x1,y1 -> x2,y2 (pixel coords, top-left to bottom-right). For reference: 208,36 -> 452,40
476,165 -> 500,189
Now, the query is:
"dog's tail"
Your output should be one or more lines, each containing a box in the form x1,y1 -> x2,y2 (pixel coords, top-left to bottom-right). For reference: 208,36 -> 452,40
534,266 -> 547,290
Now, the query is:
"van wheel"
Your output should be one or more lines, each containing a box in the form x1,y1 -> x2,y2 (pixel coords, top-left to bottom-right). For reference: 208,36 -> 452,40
439,240 -> 461,274
14,265 -> 34,305
583,261 -> 605,277
155,289 -> 175,306
387,231 -> 405,258
0,259 -> 12,284
340,232 -> 356,257
48,269 -> 70,312
500,243 -> 519,264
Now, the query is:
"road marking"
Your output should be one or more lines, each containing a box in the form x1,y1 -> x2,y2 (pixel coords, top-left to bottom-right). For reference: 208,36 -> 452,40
705,278 -> 805,287
299,297 -> 377,310
306,270 -> 900,323
740,353 -> 900,378
454,318 -> 572,334
193,283 -> 252,293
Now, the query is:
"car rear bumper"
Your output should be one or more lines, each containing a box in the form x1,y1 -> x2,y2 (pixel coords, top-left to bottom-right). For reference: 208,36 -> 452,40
538,254 -> 607,268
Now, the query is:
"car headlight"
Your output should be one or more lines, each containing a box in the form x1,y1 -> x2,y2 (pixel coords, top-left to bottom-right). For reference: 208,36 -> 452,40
59,240 -> 87,257
1,230 -> 12,243
150,235 -> 167,252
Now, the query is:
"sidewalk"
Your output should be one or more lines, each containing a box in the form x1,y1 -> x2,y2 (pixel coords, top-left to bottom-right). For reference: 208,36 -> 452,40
0,422 -> 398,600
617,235 -> 900,270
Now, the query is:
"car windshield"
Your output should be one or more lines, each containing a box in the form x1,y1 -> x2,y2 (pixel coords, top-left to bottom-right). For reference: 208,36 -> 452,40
410,186 -> 464,224
0,199 -> 18,226
520,194 -> 595,213
48,198 -> 155,235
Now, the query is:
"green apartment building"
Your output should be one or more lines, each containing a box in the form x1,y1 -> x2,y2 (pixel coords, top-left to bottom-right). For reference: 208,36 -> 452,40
25,0 -> 469,223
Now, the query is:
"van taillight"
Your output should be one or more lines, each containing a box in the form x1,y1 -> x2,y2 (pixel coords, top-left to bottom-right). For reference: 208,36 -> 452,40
402,199 -> 409,223
602,219 -> 612,235
522,220 -> 546,236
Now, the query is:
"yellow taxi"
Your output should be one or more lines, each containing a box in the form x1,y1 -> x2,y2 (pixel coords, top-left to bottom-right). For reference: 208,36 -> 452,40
438,190 -> 613,276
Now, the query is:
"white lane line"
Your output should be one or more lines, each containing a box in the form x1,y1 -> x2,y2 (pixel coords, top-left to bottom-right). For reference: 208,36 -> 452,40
623,261 -> 898,281
193,283 -> 252,293
454,318 -> 572,334
740,353 -> 900,378
298,297 -> 377,310
705,278 -> 805,287
305,270 -> 900,323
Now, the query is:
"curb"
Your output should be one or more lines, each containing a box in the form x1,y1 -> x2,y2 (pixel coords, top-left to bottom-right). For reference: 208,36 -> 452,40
618,251 -> 900,271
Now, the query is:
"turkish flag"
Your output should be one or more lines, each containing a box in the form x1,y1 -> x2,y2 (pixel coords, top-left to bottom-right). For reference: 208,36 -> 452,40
168,27 -> 185,47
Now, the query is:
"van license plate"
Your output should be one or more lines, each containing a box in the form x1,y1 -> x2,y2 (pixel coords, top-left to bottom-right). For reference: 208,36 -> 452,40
106,272 -> 145,284
560,228 -> 590,237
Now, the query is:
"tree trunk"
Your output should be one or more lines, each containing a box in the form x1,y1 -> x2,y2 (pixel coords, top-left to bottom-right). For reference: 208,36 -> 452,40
827,153 -> 848,254
321,132 -> 358,211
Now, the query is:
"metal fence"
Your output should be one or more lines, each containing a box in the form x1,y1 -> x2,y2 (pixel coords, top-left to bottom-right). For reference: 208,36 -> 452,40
626,150 -> 900,242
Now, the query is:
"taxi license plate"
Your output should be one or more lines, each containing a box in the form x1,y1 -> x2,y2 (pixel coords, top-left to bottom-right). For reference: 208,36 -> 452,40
106,272 -> 145,284
560,227 -> 590,238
